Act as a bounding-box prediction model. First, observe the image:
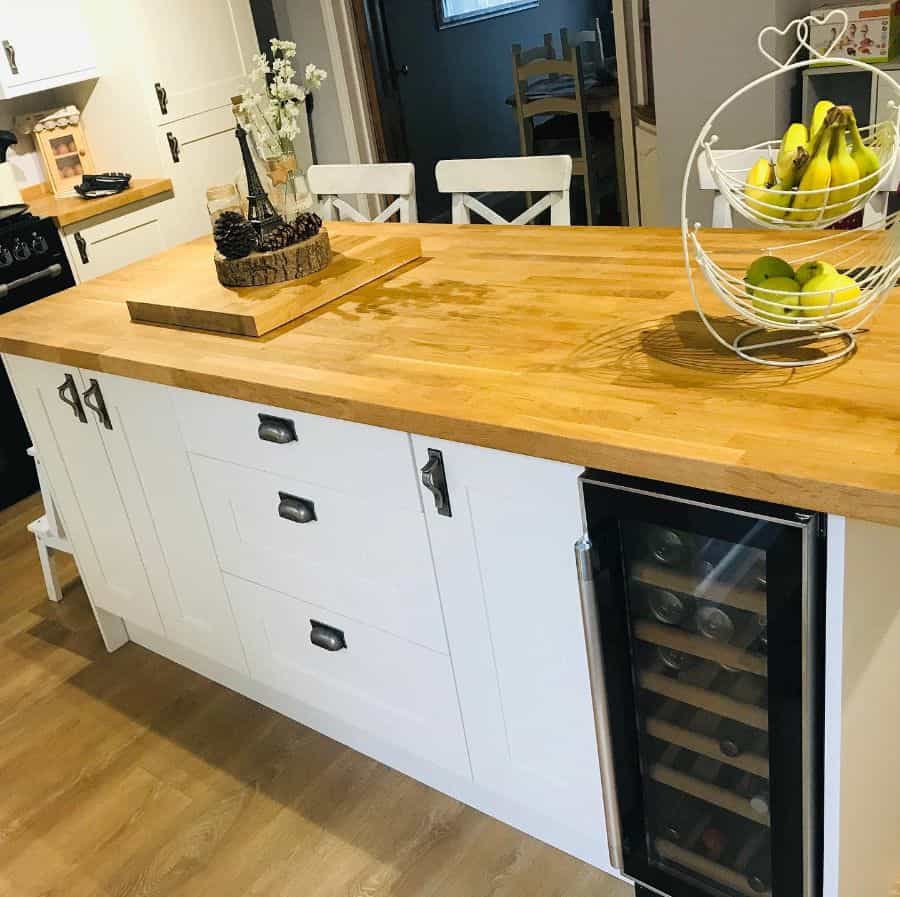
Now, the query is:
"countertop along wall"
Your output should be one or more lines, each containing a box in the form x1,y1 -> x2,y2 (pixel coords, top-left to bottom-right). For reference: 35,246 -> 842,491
650,0 -> 810,226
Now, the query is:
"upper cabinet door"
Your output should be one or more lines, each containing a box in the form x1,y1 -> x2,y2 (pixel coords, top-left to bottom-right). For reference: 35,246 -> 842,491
85,372 -> 249,673
0,2 -> 97,99
411,435 -> 612,871
2,355 -> 164,635
135,0 -> 258,123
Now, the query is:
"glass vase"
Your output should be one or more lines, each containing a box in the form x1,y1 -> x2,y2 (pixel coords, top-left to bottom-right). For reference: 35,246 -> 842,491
264,153 -> 313,223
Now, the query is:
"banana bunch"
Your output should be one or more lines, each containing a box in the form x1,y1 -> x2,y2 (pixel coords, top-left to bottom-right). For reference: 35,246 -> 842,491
741,100 -> 882,225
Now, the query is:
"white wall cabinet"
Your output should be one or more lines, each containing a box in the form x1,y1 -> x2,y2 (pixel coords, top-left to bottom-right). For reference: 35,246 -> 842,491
0,2 -> 97,99
411,435 -> 611,870
63,201 -> 168,282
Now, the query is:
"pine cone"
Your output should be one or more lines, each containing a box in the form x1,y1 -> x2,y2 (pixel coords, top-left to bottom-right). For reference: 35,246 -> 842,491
294,211 -> 323,242
213,211 -> 256,259
259,221 -> 300,253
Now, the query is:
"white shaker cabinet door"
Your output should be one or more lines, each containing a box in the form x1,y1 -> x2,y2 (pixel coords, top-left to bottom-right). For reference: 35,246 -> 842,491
411,435 -> 611,869
2,355 -> 164,636
157,106 -> 243,244
0,2 -> 96,99
134,0 -> 257,124
84,372 -> 249,674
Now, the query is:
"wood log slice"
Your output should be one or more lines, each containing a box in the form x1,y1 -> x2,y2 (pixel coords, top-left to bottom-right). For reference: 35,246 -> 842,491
215,230 -> 332,287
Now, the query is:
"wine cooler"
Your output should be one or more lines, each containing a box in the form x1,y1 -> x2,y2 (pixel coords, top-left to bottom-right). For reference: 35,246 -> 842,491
577,472 -> 824,897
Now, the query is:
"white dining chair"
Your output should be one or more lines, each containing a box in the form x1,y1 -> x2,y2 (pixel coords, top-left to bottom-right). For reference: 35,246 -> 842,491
697,147 -> 900,228
307,163 -> 418,223
435,155 -> 573,225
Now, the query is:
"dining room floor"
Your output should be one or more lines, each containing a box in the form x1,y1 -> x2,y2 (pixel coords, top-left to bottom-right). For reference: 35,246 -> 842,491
0,492 -> 632,897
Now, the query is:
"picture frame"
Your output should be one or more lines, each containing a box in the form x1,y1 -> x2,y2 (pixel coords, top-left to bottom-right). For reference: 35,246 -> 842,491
433,0 -> 539,30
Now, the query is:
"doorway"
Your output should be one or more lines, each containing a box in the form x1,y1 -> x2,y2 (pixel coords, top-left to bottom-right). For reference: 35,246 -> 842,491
351,0 -> 618,223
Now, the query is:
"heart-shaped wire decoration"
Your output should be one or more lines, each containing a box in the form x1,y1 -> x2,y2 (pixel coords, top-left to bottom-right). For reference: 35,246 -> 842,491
757,9 -> 849,69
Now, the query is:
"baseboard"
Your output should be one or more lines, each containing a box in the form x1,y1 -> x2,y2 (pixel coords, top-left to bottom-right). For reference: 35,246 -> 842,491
127,622 -> 624,880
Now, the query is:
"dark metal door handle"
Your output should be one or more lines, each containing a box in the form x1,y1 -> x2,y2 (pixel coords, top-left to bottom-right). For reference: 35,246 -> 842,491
310,620 -> 346,651
167,132 -> 180,163
278,492 -> 317,524
258,413 -> 297,444
421,448 -> 451,517
57,374 -> 87,423
2,41 -> 18,75
74,232 -> 89,264
154,82 -> 168,115
82,378 -> 113,430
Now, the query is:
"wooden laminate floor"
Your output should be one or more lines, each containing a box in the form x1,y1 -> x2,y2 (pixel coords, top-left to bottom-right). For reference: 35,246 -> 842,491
0,493 -> 632,897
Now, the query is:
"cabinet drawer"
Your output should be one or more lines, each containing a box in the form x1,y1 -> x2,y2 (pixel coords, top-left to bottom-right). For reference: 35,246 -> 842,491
226,575 -> 470,777
173,388 -> 421,511
191,454 -> 447,652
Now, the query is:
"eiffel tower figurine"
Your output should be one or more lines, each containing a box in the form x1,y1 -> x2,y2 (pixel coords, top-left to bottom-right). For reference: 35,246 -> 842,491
234,122 -> 282,242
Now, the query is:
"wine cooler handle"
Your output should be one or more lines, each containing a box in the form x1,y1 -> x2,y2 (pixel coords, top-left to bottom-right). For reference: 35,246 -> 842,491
575,536 -> 625,872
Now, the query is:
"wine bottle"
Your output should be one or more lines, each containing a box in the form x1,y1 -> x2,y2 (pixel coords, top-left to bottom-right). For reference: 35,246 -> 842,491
646,527 -> 690,568
647,587 -> 690,625
735,831 -> 771,893
694,604 -> 736,643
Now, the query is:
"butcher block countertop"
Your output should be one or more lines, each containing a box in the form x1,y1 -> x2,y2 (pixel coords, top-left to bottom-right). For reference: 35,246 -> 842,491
23,178 -> 174,227
2,221 -> 900,525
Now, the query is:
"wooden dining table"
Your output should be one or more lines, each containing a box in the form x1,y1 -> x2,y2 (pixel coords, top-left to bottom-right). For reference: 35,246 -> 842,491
505,74 -> 626,223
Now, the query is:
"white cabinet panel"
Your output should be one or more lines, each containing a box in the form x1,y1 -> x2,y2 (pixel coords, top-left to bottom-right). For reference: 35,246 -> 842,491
65,202 -> 168,282
191,454 -> 447,652
88,373 -> 248,673
412,435 -> 610,866
227,574 -> 470,777
134,0 -> 257,124
158,106 -> 242,245
3,355 -> 163,634
0,2 -> 97,99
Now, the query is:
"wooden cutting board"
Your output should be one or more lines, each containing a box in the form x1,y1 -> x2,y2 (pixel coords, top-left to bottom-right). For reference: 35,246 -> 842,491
126,231 -> 422,337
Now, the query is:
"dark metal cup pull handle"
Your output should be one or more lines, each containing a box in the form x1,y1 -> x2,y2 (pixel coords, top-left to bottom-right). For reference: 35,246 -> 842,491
258,413 -> 297,444
82,378 -> 113,430
167,131 -> 180,163
2,41 -> 18,75
310,620 -> 346,651
57,374 -> 87,423
278,492 -> 317,524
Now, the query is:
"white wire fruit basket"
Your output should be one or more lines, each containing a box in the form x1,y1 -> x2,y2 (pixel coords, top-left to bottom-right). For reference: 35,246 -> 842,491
682,10 -> 900,367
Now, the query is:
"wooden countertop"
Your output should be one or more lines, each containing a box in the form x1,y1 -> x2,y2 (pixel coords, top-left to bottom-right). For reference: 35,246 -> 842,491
22,178 -> 173,227
2,221 -> 900,526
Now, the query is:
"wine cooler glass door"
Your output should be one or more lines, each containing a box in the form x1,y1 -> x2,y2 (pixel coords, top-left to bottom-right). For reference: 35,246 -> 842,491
581,478 -> 819,897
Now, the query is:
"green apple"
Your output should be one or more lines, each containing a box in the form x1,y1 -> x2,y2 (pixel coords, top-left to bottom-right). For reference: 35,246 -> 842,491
800,272 -> 861,318
745,255 -> 795,287
750,276 -> 802,323
795,260 -> 838,287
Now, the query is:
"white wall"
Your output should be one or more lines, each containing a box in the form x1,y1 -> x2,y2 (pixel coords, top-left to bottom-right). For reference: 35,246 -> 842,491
650,0 -> 811,226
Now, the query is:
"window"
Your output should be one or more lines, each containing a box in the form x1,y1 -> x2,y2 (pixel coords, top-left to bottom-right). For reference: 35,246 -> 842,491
434,0 -> 539,30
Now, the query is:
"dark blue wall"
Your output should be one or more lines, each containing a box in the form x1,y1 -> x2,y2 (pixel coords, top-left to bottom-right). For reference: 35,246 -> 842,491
381,0 -> 610,218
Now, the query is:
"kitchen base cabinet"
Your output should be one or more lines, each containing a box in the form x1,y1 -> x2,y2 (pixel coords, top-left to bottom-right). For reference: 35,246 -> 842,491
411,435 -> 612,872
226,574 -> 470,777
3,356 -> 163,637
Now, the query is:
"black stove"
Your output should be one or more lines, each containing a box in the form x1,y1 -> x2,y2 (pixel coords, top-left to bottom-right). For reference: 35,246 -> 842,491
0,210 -> 76,510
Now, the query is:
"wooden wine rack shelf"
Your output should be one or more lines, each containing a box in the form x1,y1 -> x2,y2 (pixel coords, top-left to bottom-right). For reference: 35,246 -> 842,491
631,562 -> 767,616
635,621 -> 768,677
650,763 -> 770,826
645,717 -> 770,778
639,671 -> 769,731
655,838 -> 771,897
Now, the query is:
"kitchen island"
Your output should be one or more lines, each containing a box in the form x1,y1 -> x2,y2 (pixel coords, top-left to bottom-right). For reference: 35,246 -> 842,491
1,222 -> 897,897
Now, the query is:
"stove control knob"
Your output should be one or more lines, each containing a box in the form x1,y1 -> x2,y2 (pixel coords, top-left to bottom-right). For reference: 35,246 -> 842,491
12,237 -> 30,261
0,246 -> 12,268
30,233 -> 48,255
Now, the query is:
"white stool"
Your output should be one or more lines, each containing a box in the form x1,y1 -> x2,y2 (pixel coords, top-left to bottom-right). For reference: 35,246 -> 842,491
26,447 -> 73,604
